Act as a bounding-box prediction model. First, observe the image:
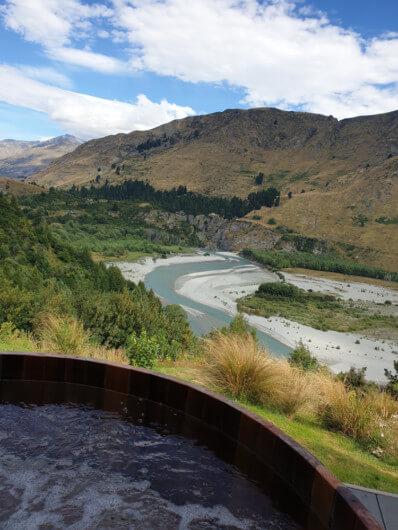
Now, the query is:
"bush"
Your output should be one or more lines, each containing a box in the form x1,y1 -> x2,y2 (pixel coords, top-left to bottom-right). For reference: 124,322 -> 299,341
289,340 -> 319,371
268,217 -> 276,225
257,281 -> 304,300
125,330 -> 159,369
384,361 -> 398,398
218,313 -> 257,341
337,366 -> 371,391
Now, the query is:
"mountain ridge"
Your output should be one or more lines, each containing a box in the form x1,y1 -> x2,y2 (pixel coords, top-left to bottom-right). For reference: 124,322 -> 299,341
27,107 -> 398,269
0,134 -> 83,179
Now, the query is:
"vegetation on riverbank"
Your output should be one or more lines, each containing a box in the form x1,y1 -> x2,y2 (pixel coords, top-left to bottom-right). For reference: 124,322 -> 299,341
238,281 -> 397,334
242,248 -> 398,282
2,190 -> 397,493
19,190 -> 200,260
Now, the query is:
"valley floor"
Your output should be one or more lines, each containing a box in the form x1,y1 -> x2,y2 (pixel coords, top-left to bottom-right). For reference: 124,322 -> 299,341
115,251 -> 398,383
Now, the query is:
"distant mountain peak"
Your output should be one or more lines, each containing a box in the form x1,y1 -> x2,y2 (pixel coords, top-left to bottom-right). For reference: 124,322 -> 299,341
0,135 -> 84,179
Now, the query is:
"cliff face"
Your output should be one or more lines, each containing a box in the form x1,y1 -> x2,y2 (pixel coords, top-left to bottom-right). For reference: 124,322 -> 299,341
143,210 -> 329,254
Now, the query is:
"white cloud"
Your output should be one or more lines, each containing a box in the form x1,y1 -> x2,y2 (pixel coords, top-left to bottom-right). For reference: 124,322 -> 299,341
2,0 -> 112,47
48,47 -> 125,73
113,0 -> 398,117
1,0 -> 121,73
18,65 -> 73,88
0,65 -> 195,139
2,0 -> 397,117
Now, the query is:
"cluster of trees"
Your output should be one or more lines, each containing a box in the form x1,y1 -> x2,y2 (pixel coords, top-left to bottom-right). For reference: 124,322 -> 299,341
242,248 -> 398,282
68,179 -> 281,219
0,193 -> 195,355
137,138 -> 162,153
21,191 -> 201,257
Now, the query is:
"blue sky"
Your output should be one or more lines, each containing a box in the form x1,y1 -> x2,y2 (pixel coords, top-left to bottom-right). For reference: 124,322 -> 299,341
0,0 -> 397,140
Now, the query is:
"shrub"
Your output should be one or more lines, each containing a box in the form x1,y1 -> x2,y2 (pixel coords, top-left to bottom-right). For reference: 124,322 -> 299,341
384,361 -> 398,398
289,340 -> 319,371
257,281 -> 303,300
0,321 -> 37,351
337,366 -> 371,391
268,217 -> 276,225
219,313 -> 257,341
125,330 -> 159,369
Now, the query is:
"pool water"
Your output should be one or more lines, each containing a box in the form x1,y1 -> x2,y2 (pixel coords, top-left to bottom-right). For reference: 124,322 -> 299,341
0,398 -> 299,529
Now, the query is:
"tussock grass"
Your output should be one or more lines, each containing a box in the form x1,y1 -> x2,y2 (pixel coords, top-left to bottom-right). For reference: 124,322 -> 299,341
202,333 -> 277,404
202,332 -> 314,418
202,332 -> 398,454
36,314 -> 128,364
37,313 -> 92,356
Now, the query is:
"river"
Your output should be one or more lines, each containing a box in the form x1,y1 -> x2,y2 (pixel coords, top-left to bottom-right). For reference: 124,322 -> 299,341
144,251 -> 291,357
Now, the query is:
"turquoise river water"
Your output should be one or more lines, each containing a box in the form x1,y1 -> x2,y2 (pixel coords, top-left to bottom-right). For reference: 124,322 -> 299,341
145,253 -> 291,358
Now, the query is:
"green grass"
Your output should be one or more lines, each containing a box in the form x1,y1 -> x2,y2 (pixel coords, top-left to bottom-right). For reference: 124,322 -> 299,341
155,362 -> 398,493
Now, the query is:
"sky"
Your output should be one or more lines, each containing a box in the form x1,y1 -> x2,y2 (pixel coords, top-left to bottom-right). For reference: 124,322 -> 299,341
0,0 -> 397,141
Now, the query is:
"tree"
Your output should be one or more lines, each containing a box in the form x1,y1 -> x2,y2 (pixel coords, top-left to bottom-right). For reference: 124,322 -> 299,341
254,172 -> 264,185
352,214 -> 368,227
288,191 -> 293,199
384,361 -> 398,398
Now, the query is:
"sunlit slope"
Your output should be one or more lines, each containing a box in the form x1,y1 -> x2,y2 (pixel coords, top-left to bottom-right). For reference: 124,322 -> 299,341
29,107 -> 398,268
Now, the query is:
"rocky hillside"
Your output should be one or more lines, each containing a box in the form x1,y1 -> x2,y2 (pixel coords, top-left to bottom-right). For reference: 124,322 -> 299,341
0,135 -> 83,179
29,108 -> 398,269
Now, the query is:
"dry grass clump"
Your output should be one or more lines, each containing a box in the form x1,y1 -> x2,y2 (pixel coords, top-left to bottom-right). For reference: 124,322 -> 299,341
37,313 -> 92,356
202,332 -> 313,417
273,361 -> 314,418
36,313 -> 127,364
202,332 -> 398,453
202,332 -> 277,403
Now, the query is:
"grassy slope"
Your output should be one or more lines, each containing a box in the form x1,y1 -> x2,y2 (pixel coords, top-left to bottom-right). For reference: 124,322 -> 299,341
0,176 -> 43,197
155,362 -> 398,493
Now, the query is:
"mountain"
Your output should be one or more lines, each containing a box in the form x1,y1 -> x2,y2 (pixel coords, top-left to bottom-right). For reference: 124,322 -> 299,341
0,135 -> 83,179
0,139 -> 38,159
28,108 -> 398,269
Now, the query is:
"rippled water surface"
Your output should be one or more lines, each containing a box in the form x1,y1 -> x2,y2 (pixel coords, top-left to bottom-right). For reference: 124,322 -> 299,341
0,401 -> 299,529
